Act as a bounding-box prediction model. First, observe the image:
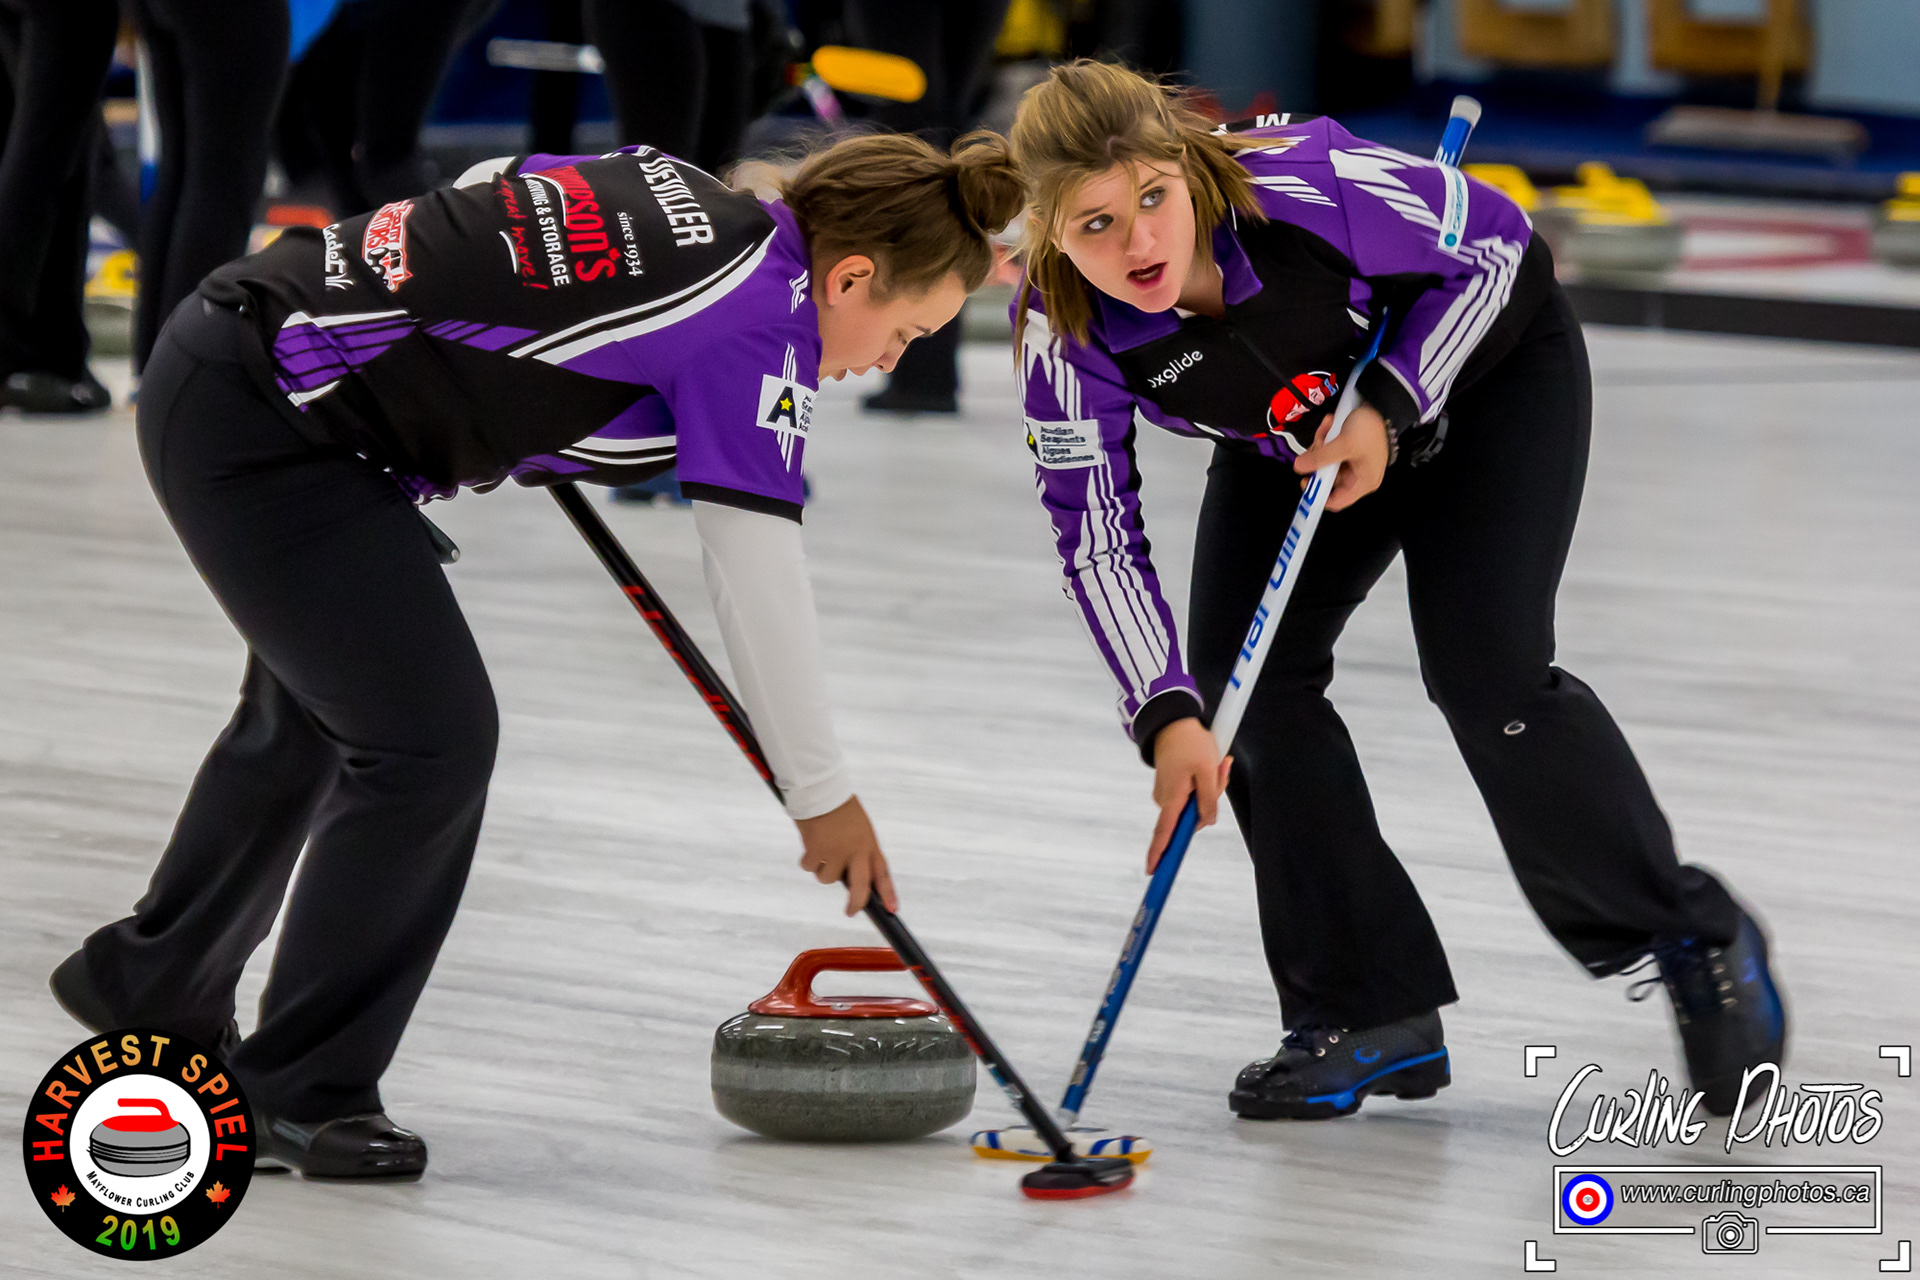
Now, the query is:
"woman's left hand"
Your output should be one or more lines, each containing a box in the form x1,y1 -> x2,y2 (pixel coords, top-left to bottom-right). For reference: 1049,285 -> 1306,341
1293,401 -> 1389,511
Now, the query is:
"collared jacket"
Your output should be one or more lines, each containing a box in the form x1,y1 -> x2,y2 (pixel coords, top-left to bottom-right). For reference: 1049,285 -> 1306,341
205,146 -> 817,520
1016,114 -> 1554,753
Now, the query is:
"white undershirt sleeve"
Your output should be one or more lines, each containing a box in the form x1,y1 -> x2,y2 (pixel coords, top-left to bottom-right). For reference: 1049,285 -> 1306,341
452,156 -> 516,188
692,500 -> 854,820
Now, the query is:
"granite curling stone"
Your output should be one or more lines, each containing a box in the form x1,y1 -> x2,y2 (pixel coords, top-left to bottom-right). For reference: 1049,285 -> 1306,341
90,1098 -> 191,1177
713,948 -> 975,1142
1873,173 -> 1920,267
1534,163 -> 1684,275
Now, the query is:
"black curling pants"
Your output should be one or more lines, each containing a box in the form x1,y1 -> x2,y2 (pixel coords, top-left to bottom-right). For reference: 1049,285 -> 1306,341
1187,287 -> 1742,1033
129,0 -> 288,369
80,297 -> 496,1122
842,0 -> 1010,406
0,0 -> 118,379
354,0 -> 503,206
586,0 -> 749,175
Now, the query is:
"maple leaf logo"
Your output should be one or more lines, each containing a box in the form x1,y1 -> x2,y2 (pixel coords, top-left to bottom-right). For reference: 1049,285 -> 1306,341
50,1185 -> 76,1210
206,1182 -> 231,1206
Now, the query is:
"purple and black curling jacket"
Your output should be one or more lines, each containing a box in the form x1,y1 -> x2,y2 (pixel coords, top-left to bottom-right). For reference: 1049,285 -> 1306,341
1017,115 -> 1554,753
203,146 -> 817,519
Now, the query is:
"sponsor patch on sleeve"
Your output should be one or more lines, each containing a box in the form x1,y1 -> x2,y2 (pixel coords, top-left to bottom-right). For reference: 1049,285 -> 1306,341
1027,417 -> 1103,470
361,200 -> 415,292
755,354 -> 815,472
756,375 -> 814,438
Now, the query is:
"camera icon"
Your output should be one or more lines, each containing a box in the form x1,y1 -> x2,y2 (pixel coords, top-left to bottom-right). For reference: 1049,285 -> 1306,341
1701,1210 -> 1759,1254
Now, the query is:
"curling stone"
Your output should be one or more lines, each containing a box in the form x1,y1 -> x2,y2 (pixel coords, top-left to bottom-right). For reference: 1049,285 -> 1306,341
1463,163 -> 1542,215
1873,172 -> 1920,267
90,1098 -> 190,1177
712,948 -> 975,1142
1535,163 -> 1684,275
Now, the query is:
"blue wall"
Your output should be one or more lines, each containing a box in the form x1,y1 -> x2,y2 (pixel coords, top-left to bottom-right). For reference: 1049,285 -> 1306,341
1415,0 -> 1920,116
1808,0 -> 1920,115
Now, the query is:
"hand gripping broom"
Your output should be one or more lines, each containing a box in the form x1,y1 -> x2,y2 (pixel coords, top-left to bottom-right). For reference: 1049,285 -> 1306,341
549,483 -> 1132,1200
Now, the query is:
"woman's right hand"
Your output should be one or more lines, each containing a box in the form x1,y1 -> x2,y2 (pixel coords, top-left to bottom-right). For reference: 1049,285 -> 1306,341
795,794 -> 899,916
1148,717 -> 1231,872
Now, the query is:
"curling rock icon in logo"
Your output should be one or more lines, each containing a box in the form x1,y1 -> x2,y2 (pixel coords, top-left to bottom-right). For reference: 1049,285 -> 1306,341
88,1098 -> 190,1177
1563,1173 -> 1614,1225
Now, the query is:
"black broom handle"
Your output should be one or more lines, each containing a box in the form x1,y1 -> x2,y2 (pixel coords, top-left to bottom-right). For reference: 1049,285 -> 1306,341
549,482 -> 1082,1164
550,481 -> 781,799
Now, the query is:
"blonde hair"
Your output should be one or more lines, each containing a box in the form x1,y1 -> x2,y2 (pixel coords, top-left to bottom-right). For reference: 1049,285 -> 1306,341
779,130 -> 1025,298
1009,60 -> 1266,348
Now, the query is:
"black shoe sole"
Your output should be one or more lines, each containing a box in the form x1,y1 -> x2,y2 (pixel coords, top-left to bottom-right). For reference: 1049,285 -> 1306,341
5,371 -> 111,413
296,1165 -> 426,1182
254,1144 -> 424,1181
1230,1050 -> 1451,1121
261,1119 -> 428,1181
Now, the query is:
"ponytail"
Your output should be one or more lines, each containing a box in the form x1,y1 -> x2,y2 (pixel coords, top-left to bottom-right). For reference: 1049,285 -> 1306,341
780,130 -> 1026,298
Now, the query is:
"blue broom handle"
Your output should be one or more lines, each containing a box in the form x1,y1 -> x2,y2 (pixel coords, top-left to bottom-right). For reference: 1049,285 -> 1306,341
1055,322 -> 1389,1128
1058,796 -> 1200,1123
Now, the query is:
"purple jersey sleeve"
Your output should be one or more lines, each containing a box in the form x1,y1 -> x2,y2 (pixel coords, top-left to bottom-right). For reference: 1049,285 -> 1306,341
564,193 -> 817,519
662,325 -> 815,517
1019,303 -> 1202,744
1321,120 -> 1532,425
1236,117 -> 1535,427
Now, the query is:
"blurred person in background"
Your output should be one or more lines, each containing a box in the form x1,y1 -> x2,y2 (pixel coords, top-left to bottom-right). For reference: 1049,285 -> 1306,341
844,0 -> 1011,414
589,0 -> 758,506
0,0 -> 119,412
129,0 -> 289,372
275,0 -> 504,217
587,0 -> 752,177
1072,0 -> 1183,79
91,111 -> 144,252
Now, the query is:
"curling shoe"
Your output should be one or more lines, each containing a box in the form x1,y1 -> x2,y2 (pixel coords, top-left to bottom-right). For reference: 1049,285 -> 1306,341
1630,910 -> 1786,1117
5,369 -> 111,413
49,948 -> 239,1060
258,1112 -> 428,1180
1230,1010 -> 1450,1120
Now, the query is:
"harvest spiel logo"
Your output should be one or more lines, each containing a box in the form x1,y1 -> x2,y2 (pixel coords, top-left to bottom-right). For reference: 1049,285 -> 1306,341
21,1029 -> 254,1260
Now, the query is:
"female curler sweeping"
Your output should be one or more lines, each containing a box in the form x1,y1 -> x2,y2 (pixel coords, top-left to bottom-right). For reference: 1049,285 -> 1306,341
50,131 -> 1024,1178
1005,61 -> 1785,1121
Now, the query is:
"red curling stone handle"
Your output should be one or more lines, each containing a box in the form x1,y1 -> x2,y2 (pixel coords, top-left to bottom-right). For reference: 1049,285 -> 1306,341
103,1098 -> 177,1131
747,947 -> 940,1018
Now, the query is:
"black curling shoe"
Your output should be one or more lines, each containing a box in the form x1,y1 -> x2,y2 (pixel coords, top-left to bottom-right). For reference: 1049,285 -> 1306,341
48,950 -> 117,1035
5,369 -> 111,413
1630,910 -> 1786,1116
258,1112 -> 428,1180
1230,1010 -> 1450,1120
49,948 -> 239,1060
